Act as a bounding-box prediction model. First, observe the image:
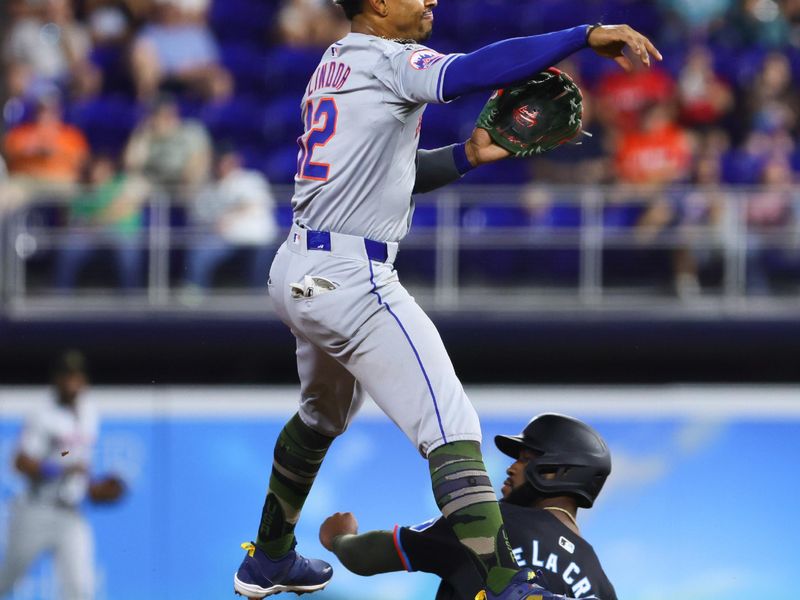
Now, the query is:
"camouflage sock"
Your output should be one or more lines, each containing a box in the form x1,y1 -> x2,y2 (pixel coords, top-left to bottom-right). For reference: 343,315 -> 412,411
256,413 -> 334,558
429,440 -> 519,594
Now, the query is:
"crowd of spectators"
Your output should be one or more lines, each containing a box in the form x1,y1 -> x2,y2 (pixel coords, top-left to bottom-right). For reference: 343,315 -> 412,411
1,0 -> 799,298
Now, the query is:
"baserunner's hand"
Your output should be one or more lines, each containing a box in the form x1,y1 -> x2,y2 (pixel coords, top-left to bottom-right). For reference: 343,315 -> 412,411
587,24 -> 662,71
319,511 -> 359,551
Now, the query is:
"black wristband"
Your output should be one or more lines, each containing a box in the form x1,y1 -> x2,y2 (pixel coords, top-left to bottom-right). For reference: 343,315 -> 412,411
585,23 -> 603,45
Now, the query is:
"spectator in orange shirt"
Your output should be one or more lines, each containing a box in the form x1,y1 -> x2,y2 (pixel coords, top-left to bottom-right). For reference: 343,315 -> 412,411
615,103 -> 693,186
614,102 -> 697,296
3,94 -> 90,202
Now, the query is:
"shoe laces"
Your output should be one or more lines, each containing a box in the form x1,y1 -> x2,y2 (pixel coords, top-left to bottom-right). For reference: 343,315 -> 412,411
241,542 -> 256,558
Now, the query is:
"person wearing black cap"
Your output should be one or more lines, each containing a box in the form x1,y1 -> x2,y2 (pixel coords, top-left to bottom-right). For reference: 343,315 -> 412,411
319,413 -> 617,600
0,351 -> 125,600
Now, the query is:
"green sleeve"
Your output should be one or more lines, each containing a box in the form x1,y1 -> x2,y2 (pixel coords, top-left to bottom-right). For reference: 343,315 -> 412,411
331,530 -> 405,576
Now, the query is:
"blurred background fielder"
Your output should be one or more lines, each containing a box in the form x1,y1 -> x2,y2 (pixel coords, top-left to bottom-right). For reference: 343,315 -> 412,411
0,352 -> 124,600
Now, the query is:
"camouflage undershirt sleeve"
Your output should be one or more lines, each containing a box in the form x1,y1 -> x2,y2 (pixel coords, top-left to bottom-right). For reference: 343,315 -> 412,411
330,530 -> 404,575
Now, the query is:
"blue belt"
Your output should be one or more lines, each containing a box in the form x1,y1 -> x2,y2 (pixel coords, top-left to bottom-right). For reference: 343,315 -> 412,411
306,229 -> 389,263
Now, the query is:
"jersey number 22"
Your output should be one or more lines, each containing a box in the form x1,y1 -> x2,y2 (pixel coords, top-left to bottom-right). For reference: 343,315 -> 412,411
298,98 -> 338,181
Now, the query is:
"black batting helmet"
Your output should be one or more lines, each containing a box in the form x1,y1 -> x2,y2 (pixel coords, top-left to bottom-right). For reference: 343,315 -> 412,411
495,413 -> 611,508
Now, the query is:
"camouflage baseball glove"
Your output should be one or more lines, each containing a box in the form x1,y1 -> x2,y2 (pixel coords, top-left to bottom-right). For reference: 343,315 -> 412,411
476,67 -> 583,157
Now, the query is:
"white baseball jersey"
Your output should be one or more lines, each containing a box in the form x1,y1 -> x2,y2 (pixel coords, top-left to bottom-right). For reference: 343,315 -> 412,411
292,32 -> 460,242
0,396 -> 98,600
18,397 -> 98,506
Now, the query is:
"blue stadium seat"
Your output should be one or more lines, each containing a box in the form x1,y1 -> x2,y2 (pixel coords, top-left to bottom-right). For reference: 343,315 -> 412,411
410,204 -> 438,228
200,96 -> 264,147
274,205 -> 294,228
720,150 -> 765,185
536,203 -> 582,229
90,45 -> 134,95
262,146 -> 300,184
65,96 -> 143,155
262,47 -> 324,97
259,94 -> 303,147
710,45 -> 767,88
461,205 -> 532,230
210,0 -> 277,42
602,203 -> 647,229
459,160 -> 530,184
220,43 -> 270,96
419,103 -> 466,147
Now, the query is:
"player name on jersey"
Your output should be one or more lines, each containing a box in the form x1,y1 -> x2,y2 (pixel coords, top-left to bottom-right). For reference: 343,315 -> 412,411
306,60 -> 352,96
512,539 -> 593,598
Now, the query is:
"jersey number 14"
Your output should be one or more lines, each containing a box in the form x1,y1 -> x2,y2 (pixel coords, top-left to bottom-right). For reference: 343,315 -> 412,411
298,98 -> 338,181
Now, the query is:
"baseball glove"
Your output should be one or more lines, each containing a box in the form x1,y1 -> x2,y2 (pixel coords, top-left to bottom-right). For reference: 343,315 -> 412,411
89,474 -> 126,503
476,67 -> 583,157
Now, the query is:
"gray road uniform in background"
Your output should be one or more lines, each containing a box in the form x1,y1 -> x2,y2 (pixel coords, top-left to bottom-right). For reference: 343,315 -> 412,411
269,32 -> 476,456
0,398 -> 98,600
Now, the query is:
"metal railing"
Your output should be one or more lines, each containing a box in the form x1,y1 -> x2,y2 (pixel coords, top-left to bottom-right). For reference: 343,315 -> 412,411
2,183 -> 800,318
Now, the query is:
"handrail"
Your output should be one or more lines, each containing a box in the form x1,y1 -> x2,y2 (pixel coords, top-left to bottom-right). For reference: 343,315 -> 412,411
2,183 -> 799,318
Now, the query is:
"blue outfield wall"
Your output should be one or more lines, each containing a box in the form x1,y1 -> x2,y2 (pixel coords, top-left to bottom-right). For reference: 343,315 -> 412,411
1,386 -> 799,600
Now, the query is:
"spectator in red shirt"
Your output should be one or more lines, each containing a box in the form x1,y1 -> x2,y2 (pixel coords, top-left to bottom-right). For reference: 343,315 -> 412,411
595,67 -> 675,133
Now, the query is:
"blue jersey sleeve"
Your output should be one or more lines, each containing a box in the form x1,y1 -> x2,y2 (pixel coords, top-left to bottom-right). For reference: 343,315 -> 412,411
442,25 -> 590,100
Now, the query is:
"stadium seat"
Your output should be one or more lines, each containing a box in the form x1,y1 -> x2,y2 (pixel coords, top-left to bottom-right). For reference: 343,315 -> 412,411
262,146 -> 301,184
65,96 -> 143,155
262,47 -> 324,97
210,0 -> 278,42
220,43 -> 271,97
200,96 -> 264,147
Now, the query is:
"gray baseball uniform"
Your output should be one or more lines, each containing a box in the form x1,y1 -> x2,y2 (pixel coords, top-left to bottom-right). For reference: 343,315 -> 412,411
270,33 -> 479,456
0,397 -> 98,600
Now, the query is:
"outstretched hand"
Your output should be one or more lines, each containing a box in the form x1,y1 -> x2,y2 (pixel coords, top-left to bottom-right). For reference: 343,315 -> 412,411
465,127 -> 512,167
587,24 -> 662,71
319,511 -> 359,551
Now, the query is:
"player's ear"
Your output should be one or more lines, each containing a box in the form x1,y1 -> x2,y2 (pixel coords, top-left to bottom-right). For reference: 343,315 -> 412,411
365,0 -> 388,17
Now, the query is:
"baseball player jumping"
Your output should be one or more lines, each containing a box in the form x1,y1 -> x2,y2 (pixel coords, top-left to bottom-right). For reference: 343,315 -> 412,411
234,2 -> 659,599
0,351 -> 125,600
320,414 -> 617,600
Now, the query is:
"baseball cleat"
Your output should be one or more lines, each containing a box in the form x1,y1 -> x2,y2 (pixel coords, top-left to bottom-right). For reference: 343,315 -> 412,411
234,542 -> 333,598
475,569 -> 597,600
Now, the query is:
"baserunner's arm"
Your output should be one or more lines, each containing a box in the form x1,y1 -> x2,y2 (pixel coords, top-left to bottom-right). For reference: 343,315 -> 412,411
442,24 -> 662,101
320,512 -> 405,575
320,512 -> 465,578
330,531 -> 405,575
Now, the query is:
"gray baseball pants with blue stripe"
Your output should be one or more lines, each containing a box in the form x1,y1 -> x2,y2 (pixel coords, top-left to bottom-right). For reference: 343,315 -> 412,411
269,225 -> 481,456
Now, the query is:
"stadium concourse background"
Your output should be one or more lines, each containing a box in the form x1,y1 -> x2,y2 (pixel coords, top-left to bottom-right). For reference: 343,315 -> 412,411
2,0 -> 800,599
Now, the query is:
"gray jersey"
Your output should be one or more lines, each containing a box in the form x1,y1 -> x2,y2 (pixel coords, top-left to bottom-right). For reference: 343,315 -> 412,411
0,397 -> 99,600
292,32 -> 460,242
19,397 -> 98,506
